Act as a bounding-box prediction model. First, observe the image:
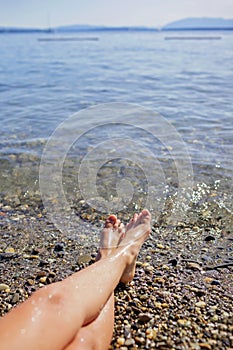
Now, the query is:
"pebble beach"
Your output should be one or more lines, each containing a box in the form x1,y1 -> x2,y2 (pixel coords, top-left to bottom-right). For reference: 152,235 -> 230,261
0,185 -> 232,350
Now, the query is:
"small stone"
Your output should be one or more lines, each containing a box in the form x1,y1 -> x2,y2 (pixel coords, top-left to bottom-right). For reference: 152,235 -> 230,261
124,338 -> 135,346
77,254 -> 92,264
168,258 -> 178,266
157,243 -> 165,249
154,302 -> 162,309
11,293 -> 20,304
23,255 -> 39,260
7,303 -> 12,310
142,262 -> 150,267
195,301 -> 206,308
39,277 -> 47,283
177,319 -> 191,327
27,279 -> 34,286
187,262 -> 202,271
211,315 -> 219,322
146,328 -> 157,340
117,337 -> 125,346
36,271 -> 47,278
154,277 -> 165,284
205,235 -> 215,242
199,343 -> 212,349
144,265 -> 154,273
0,283 -> 10,291
211,280 -> 221,286
5,247 -> 15,253
54,242 -> 65,252
135,336 -> 145,345
204,277 -> 213,283
138,313 -> 153,323
161,303 -> 169,308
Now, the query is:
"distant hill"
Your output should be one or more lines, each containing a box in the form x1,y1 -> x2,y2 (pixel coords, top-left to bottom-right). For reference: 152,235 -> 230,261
1,18 -> 233,34
162,17 -> 233,30
0,24 -> 157,33
55,24 -> 157,32
0,26 -> 50,33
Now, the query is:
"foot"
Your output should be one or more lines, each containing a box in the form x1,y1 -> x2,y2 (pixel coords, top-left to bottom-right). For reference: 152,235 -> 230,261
97,210 -> 151,284
118,209 -> 151,284
96,215 -> 125,260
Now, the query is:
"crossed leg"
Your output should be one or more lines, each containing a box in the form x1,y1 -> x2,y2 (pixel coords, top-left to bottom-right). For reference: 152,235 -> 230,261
0,210 -> 151,350
65,211 -> 151,350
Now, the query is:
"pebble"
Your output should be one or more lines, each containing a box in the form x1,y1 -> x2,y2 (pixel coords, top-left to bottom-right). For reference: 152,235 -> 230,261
177,319 -> 191,327
205,235 -> 215,242
187,262 -> 202,271
23,255 -> 39,260
11,293 -> 20,304
146,328 -> 157,340
154,277 -> 165,284
54,242 -> 65,252
77,254 -> 92,264
211,280 -> 221,286
135,336 -> 145,345
27,279 -> 34,286
195,301 -> 206,308
211,315 -> 219,322
5,247 -> 15,253
157,243 -> 165,249
0,283 -> 10,291
36,271 -> 47,278
138,313 -> 153,323
117,337 -> 125,346
203,277 -> 213,283
199,343 -> 212,349
39,277 -> 47,283
124,338 -> 135,346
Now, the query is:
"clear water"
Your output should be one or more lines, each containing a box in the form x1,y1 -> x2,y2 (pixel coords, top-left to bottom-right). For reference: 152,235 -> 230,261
0,31 -> 232,217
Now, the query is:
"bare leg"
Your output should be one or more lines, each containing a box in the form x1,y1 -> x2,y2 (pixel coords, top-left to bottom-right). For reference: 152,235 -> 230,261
0,210 -> 151,350
65,210 -> 151,350
65,215 -> 123,350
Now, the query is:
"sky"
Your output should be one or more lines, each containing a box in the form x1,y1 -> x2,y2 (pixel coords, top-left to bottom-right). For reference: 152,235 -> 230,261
1,0 -> 233,28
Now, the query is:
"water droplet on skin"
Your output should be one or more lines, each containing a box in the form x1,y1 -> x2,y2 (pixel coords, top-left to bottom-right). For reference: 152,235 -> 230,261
32,317 -> 35,322
20,329 -> 26,335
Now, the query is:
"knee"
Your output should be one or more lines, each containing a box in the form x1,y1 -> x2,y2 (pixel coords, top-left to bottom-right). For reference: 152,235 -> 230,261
34,282 -> 66,310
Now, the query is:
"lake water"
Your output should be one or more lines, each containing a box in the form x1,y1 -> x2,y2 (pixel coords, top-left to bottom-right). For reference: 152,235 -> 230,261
0,31 -> 232,226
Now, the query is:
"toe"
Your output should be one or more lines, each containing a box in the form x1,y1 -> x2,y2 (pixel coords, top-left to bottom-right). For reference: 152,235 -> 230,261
114,218 -> 121,229
105,214 -> 117,228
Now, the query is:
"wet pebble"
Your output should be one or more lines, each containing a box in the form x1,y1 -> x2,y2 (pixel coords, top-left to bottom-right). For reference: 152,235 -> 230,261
77,254 -> 92,264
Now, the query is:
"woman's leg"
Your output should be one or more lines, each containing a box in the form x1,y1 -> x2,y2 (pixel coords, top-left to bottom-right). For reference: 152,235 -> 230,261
64,215 -> 122,350
65,210 -> 151,350
0,210 -> 151,350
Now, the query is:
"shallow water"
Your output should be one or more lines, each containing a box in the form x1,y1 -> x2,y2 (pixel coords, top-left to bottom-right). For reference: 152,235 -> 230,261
0,31 -> 232,227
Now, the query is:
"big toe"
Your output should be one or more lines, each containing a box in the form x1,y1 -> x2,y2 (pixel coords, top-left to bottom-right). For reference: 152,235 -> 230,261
140,209 -> 151,224
105,215 -> 117,228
